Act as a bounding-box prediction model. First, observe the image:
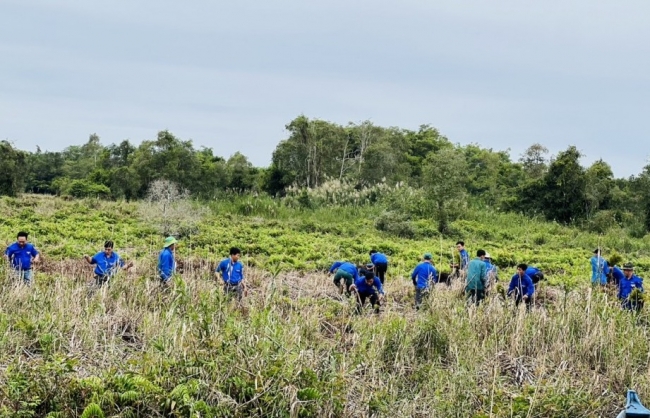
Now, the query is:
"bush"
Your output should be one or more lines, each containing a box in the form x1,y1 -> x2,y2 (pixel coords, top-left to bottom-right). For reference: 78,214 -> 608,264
374,211 -> 417,239
67,180 -> 111,198
586,210 -> 618,234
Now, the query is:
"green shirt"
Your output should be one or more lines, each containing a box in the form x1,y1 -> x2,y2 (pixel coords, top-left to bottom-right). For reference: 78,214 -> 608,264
466,258 -> 487,290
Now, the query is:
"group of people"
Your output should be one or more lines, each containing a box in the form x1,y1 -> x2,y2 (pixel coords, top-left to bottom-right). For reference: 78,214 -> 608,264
2,232 -> 247,301
590,249 -> 645,310
3,232 -> 645,312
328,242 -> 542,313
329,241 -> 644,313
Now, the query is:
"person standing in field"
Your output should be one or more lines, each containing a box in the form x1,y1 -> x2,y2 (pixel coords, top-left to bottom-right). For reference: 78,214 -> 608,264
329,261 -> 359,296
369,250 -> 389,285
158,236 -> 177,285
83,240 -> 133,286
465,249 -> 488,306
618,263 -> 644,311
456,241 -> 470,271
216,247 -> 246,301
411,253 -> 438,310
451,240 -> 470,280
350,271 -> 385,314
483,252 -> 499,289
507,263 -> 535,311
4,231 -> 40,285
590,249 -> 609,286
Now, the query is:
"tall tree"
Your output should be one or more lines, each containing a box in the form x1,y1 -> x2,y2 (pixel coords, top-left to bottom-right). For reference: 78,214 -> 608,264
519,143 -> 549,180
25,149 -> 65,194
226,152 -> 256,192
423,148 -> 468,233
0,141 -> 27,196
404,125 -> 452,185
540,146 -> 587,223
584,159 -> 614,218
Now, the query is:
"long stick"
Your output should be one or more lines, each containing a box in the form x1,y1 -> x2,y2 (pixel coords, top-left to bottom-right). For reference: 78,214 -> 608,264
597,234 -> 603,284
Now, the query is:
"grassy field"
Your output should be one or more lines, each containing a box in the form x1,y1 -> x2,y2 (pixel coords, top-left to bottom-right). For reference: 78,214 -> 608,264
1,195 -> 650,417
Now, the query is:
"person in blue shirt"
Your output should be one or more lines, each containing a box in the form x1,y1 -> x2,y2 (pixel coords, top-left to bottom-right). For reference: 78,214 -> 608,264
411,253 -> 438,310
618,263 -> 644,311
349,271 -> 384,314
608,263 -> 625,286
456,241 -> 469,271
84,240 -> 133,286
590,249 -> 609,286
507,263 -> 535,311
158,236 -> 177,285
329,261 -> 359,296
525,266 -> 545,285
216,247 -> 246,301
369,250 -> 389,285
484,253 -> 499,289
4,231 -> 40,285
450,241 -> 470,280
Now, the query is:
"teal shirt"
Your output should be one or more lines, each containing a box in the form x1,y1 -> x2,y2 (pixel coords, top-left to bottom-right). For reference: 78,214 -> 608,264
466,258 -> 488,290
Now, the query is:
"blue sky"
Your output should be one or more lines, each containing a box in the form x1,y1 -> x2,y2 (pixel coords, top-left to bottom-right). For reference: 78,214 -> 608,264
1,0 -> 649,177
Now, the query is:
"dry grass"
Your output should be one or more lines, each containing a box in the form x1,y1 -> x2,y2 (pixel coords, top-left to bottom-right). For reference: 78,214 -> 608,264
0,255 -> 648,416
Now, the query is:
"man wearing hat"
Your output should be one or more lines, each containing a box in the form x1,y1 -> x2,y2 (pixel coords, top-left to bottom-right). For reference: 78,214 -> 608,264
411,253 -> 439,310
618,263 -> 644,311
158,236 -> 177,285
590,249 -> 609,286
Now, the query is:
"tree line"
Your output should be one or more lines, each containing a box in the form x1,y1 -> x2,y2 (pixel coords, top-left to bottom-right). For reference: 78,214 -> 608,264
2,115 -> 650,233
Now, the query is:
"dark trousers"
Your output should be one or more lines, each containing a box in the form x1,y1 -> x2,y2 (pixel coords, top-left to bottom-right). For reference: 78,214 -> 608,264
621,299 -> 643,312
415,287 -> 429,310
513,288 -> 532,311
224,282 -> 244,301
466,289 -> 485,306
374,262 -> 388,285
94,274 -> 111,287
356,291 -> 380,314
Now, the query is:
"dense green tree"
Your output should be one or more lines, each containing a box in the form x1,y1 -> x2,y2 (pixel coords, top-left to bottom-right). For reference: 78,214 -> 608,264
194,148 -> 228,199
226,152 -> 257,192
403,125 -> 452,185
25,148 -> 65,194
131,130 -> 200,196
519,143 -> 549,180
0,141 -> 27,196
539,146 -> 587,223
584,159 -> 615,218
423,148 -> 468,233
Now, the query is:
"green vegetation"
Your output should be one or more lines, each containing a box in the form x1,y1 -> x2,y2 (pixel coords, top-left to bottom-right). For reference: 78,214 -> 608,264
3,115 -> 650,236
1,195 -> 650,416
2,116 -> 650,415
